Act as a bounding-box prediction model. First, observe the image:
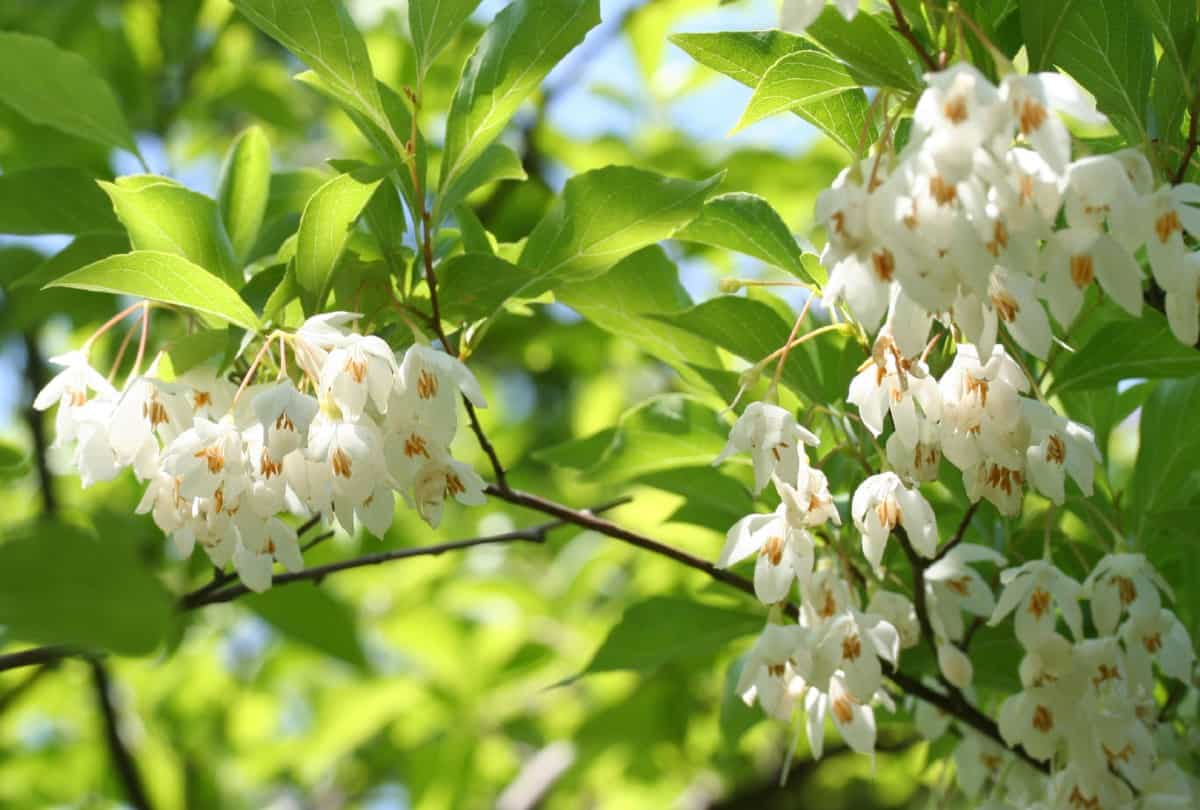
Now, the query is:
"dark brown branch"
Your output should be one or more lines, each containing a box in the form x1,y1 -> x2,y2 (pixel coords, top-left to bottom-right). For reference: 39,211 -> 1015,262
24,332 -> 56,516
933,501 -> 980,562
489,484 -> 1050,775
1174,86 -> 1200,184
0,645 -> 73,673
888,0 -> 939,72
89,659 -> 153,810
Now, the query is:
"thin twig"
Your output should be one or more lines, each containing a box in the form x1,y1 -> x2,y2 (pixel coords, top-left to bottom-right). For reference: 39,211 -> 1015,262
89,659 -> 153,809
888,0 -> 938,72
933,502 -> 980,561
1174,86 -> 1200,184
23,332 -> 57,517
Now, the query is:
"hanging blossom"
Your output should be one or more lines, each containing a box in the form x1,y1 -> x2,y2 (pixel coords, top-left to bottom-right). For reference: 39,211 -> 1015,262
35,311 -> 491,594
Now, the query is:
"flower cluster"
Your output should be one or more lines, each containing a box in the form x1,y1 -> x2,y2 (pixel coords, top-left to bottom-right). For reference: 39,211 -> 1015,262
34,312 -> 488,592
850,335 -> 1099,517
816,63 -> 1200,352
714,402 -> 904,758
948,552 -> 1195,808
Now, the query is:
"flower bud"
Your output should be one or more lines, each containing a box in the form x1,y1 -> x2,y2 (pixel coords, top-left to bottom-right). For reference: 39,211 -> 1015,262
718,277 -> 744,294
937,641 -> 974,689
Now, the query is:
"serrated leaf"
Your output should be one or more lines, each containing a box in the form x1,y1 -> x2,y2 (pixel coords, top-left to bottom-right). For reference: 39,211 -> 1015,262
439,0 -> 599,198
218,126 -> 273,263
735,49 -> 861,134
0,32 -> 140,158
587,395 -> 729,482
433,142 -> 527,227
654,295 -> 822,402
674,192 -> 813,281
520,166 -> 720,288
434,253 -> 532,322
557,246 -> 720,375
101,177 -> 241,288
0,168 -> 122,236
232,0 -> 383,130
50,250 -> 261,330
805,9 -> 921,90
1051,313 -> 1200,393
244,585 -> 368,670
670,31 -> 872,153
294,169 -> 386,310
584,597 -> 760,675
1038,0 -> 1154,141
410,0 -> 484,77
0,521 -> 172,656
1131,377 -> 1200,533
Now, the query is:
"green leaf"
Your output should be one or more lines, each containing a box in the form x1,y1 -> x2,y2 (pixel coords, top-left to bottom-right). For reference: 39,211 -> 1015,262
584,597 -> 760,675
519,166 -> 720,288
433,142 -> 527,227
11,233 -> 130,290
1135,0 -> 1195,80
1020,0 -> 1079,71
410,0 -> 484,77
101,177 -> 241,288
455,205 -> 494,255
0,32 -> 140,158
0,442 -> 29,483
735,49 -> 861,134
1040,0 -> 1154,141
0,521 -> 172,656
294,169 -> 386,310
670,30 -> 872,153
232,0 -> 384,133
218,126 -> 273,263
1131,378 -> 1200,532
654,295 -> 822,402
637,467 -> 755,532
0,168 -> 122,236
587,395 -> 729,482
674,192 -> 814,281
244,585 -> 368,670
720,657 -> 761,744
1051,313 -> 1200,393
805,9 -> 921,91
50,251 -> 261,331
166,328 -> 231,375
434,253 -> 533,322
439,0 -> 599,198
557,246 -> 720,375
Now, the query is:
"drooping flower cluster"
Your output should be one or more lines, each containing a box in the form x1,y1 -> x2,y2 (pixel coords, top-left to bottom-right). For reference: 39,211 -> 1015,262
714,402 -> 905,758
34,312 -> 488,592
815,63 -> 1200,351
928,552 -> 1197,808
850,334 -> 1098,517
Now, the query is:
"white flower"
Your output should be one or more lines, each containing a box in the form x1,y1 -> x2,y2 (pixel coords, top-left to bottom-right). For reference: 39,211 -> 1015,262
410,451 -> 487,528
953,733 -> 1012,799
847,340 -> 940,442
780,0 -> 857,33
1083,553 -> 1174,637
291,311 -> 361,377
175,368 -> 236,421
1160,251 -> 1200,346
1048,765 -> 1134,810
998,73 -> 1100,173
737,622 -> 813,720
986,267 -> 1053,360
714,402 -> 819,495
885,417 -> 943,483
1139,762 -> 1195,810
332,482 -> 396,538
306,412 -> 385,502
939,343 -> 1028,472
990,560 -> 1084,646
867,591 -> 920,650
997,682 -> 1067,761
775,460 -> 840,529
1041,227 -> 1143,327
232,516 -> 302,593
396,343 -> 487,413
804,673 -> 883,758
161,417 -> 249,504
851,472 -> 938,576
800,561 -> 857,626
1120,608 -> 1194,695
1144,183 -> 1200,291
718,508 -> 815,604
925,543 -> 1005,642
70,399 -> 124,487
109,364 -> 190,476
912,63 -> 1008,184
253,379 -> 319,459
937,640 -> 973,688
318,333 -> 396,420
1064,152 -> 1151,250
816,609 -> 900,702
32,351 -> 115,446
1021,399 -> 1099,505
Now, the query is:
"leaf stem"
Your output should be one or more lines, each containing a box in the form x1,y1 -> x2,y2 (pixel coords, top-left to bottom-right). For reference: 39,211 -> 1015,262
888,0 -> 939,72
